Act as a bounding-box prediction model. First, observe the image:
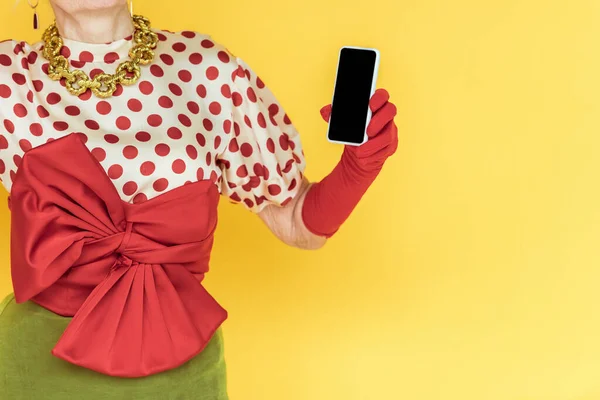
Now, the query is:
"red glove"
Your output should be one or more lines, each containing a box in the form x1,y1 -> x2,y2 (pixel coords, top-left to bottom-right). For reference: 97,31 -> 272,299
301,88 -> 399,238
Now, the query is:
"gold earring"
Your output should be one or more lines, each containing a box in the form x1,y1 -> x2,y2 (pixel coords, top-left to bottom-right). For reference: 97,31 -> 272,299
27,0 -> 39,30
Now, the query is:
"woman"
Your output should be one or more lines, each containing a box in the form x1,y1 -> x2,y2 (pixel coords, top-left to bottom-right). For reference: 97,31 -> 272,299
0,0 -> 398,398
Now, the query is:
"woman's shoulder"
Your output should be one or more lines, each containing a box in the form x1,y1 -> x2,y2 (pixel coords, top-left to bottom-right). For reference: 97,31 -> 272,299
153,28 -> 241,73
0,39 -> 39,79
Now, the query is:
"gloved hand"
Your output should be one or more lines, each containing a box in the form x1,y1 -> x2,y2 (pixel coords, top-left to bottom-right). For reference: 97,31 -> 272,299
301,88 -> 399,238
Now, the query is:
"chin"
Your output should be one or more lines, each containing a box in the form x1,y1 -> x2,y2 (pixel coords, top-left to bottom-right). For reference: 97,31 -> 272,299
51,0 -> 127,12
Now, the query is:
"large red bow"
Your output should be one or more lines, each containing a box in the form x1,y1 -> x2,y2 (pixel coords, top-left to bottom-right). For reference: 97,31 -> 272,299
9,133 -> 227,378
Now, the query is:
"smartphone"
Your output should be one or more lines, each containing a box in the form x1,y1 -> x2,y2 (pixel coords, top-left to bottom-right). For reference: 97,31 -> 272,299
327,46 -> 380,146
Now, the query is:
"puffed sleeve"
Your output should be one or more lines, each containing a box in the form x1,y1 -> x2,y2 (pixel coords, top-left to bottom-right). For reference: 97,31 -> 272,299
217,56 -> 306,213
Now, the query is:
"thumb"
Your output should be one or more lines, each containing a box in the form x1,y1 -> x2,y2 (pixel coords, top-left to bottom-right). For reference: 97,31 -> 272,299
320,104 -> 332,122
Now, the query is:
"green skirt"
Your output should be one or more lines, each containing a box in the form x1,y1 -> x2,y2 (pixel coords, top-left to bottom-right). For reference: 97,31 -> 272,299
0,293 -> 229,400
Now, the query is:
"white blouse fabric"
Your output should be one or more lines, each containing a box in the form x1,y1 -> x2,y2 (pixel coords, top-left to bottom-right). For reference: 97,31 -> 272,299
0,28 -> 306,213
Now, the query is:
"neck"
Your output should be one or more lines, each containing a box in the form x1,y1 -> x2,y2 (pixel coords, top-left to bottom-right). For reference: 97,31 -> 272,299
50,4 -> 133,44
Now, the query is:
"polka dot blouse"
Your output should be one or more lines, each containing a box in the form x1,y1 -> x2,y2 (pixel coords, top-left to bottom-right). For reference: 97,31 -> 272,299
0,29 -> 306,213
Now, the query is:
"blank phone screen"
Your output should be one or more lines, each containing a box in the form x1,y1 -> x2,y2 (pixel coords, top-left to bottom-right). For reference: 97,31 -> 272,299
328,48 -> 377,144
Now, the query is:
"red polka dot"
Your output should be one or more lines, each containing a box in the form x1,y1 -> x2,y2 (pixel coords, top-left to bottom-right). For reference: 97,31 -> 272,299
244,115 -> 252,128
85,120 -> 100,130
153,178 -> 169,192
74,132 -> 88,143
150,65 -> 164,77
21,57 -> 29,70
186,145 -> 198,159
247,87 -> 257,103
3,120 -> 14,134
229,192 -> 241,202
140,161 -> 155,176
37,105 -> 49,118
25,91 -> 32,103
283,159 -> 295,173
53,121 -> 69,131
0,135 -> 8,149
288,178 -> 297,191
209,102 -> 222,115
243,199 -> 254,208
108,164 -> 123,179
0,84 -> 11,98
268,184 -> 282,196
169,83 -> 183,96
172,42 -> 186,52
203,119 -> 213,131
13,154 -> 22,168
223,120 -> 232,134
113,84 -> 123,97
128,99 -> 143,112
157,32 -> 167,41
123,145 -> 138,159
104,134 -> 119,144
206,67 -> 219,80
139,81 -> 154,95
172,159 -> 186,174
158,96 -> 173,108
64,105 -> 80,116
79,90 -> 92,101
70,60 -> 86,69
31,80 -> 44,92
187,101 -> 199,114
0,160 -> 4,174
257,112 -> 267,128
241,143 -> 253,157
94,101 -> 111,115
12,73 -> 26,85
217,51 -> 230,63
13,104 -> 27,118
178,114 -> 192,127
0,54 -> 11,66
27,52 -> 38,65
47,92 -> 61,105
206,152 -> 212,166
29,123 -> 43,136
167,127 -> 182,139
160,54 -> 174,65
155,143 -> 170,156
196,84 -> 207,98
221,84 -> 231,98
132,193 -> 147,204
178,70 -> 192,82
214,136 -> 222,150
116,116 -> 131,130
79,51 -> 94,62
210,170 -> 218,183
196,133 -> 206,146
284,114 -> 292,124
147,114 -> 162,127
228,138 -> 239,152
253,163 -> 265,177
182,31 -> 196,38
89,68 -> 104,79
189,53 -> 203,65
136,131 -> 151,142
236,165 -> 248,178
256,76 -> 266,89
196,167 -> 205,180
279,134 -> 290,150
41,62 -> 49,74
123,181 -> 138,196
232,92 -> 243,107
234,122 -> 241,136
266,138 -> 276,153
91,147 -> 106,161
104,52 -> 119,63
201,39 -> 215,48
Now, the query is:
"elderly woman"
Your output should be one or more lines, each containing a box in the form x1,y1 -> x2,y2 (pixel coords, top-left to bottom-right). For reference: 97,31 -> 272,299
0,0 -> 398,398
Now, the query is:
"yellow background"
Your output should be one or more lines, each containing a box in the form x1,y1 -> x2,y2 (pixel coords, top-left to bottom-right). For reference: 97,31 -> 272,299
2,0 -> 600,399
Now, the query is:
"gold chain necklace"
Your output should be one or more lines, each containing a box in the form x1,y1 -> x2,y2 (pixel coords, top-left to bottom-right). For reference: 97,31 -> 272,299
41,15 -> 158,98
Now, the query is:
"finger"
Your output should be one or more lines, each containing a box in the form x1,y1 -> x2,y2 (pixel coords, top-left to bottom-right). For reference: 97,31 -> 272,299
357,123 -> 395,157
366,102 -> 397,138
320,104 -> 332,122
369,88 -> 390,113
